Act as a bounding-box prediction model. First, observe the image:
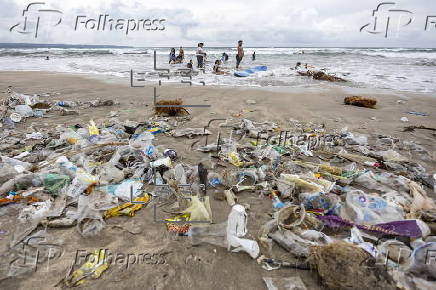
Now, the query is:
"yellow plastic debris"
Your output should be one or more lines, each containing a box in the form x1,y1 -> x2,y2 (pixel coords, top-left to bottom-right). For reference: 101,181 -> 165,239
228,152 -> 243,167
65,249 -> 109,287
319,164 -> 342,176
88,120 -> 100,136
104,195 -> 150,219
181,196 -> 212,223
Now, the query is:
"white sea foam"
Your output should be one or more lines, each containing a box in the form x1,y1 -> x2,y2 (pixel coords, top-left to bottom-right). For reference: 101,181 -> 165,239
0,47 -> 435,93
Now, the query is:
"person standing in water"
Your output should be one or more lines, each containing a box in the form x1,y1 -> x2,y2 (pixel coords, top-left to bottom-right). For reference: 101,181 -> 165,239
196,43 -> 206,69
252,51 -> 255,61
236,40 -> 244,69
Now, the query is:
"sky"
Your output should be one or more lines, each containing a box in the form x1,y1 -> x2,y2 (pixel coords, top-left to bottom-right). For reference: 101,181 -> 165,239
1,0 -> 435,47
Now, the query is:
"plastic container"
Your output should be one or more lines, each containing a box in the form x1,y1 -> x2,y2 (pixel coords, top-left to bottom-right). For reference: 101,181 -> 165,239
129,132 -> 154,149
14,105 -> 33,117
150,157 -> 172,168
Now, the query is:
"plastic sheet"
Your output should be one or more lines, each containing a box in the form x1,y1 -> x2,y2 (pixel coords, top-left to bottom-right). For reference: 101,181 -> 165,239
339,190 -> 404,225
226,204 -> 259,258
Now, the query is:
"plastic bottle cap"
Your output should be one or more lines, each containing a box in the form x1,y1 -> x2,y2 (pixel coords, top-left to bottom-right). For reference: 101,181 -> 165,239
10,113 -> 22,123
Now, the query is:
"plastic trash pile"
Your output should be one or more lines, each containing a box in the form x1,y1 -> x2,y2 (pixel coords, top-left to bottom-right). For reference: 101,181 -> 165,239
1,90 -> 435,289
0,90 -> 116,127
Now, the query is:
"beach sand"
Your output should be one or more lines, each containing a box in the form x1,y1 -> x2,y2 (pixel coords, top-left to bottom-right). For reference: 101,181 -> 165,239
0,71 -> 435,289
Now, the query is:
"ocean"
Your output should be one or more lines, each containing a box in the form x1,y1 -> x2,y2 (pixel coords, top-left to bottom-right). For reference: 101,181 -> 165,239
0,46 -> 435,93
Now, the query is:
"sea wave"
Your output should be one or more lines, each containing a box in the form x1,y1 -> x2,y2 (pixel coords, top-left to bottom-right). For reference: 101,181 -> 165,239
0,49 -> 115,57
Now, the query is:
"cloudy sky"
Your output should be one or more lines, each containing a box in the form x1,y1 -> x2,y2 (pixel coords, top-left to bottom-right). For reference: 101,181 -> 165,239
1,0 -> 435,47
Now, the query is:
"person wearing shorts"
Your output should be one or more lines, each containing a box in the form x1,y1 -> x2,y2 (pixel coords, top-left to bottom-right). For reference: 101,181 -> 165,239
236,40 -> 244,69
196,43 -> 206,69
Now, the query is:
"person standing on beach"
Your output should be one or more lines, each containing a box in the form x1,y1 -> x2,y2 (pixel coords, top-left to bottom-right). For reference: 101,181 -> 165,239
236,40 -> 244,69
196,43 -> 206,69
252,51 -> 255,61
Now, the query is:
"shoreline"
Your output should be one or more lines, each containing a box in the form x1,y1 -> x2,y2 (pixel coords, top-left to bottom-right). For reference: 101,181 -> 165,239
1,70 -> 435,98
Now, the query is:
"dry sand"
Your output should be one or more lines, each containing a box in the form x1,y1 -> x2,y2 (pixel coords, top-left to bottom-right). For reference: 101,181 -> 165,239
0,71 -> 435,290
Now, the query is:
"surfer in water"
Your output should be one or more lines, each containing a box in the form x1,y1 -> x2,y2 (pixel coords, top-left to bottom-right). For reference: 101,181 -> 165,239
236,40 -> 244,69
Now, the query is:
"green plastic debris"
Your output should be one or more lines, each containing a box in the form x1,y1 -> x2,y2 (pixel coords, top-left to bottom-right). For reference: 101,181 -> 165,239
42,173 -> 71,195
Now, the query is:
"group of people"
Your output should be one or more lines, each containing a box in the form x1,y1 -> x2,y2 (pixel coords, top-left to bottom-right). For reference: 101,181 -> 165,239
169,47 -> 184,64
168,40 -> 255,74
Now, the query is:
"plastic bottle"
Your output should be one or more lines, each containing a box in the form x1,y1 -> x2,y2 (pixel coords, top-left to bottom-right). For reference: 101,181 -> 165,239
174,164 -> 187,184
129,132 -> 154,149
271,191 -> 285,209
150,157 -> 172,168
57,101 -> 76,107
60,129 -> 82,145
14,105 -> 33,117
56,156 -> 78,178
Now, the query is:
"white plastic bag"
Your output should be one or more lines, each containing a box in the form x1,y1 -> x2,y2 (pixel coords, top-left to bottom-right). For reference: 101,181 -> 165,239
339,190 -> 404,225
226,204 -> 260,258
